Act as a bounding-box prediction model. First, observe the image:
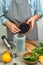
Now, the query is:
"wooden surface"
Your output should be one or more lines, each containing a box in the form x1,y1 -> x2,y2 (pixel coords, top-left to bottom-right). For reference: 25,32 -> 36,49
25,40 -> 36,52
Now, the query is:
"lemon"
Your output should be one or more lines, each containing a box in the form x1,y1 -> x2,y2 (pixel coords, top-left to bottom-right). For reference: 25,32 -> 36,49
2,53 -> 12,63
39,56 -> 43,61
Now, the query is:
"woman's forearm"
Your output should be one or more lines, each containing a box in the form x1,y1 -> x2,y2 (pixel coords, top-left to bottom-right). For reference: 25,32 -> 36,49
33,14 -> 41,21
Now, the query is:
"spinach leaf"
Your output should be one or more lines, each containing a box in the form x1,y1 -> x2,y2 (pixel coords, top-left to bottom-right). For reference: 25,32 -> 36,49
32,44 -> 43,56
24,53 -> 38,62
13,63 -> 17,65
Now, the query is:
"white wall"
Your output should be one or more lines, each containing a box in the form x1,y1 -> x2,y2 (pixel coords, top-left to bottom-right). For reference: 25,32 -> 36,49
37,0 -> 43,41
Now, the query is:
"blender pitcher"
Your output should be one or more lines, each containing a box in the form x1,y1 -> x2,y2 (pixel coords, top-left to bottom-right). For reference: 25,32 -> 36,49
13,33 -> 26,52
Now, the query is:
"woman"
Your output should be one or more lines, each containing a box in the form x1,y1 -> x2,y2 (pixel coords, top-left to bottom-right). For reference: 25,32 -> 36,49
0,0 -> 42,41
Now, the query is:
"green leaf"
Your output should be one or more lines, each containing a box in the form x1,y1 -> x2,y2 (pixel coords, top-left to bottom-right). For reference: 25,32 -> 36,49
13,63 -> 17,65
39,42 -> 43,47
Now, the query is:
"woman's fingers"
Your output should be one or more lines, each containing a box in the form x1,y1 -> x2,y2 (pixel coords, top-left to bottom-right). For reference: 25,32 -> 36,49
5,21 -> 20,33
27,18 -> 31,24
11,28 -> 20,33
14,25 -> 20,31
9,24 -> 20,33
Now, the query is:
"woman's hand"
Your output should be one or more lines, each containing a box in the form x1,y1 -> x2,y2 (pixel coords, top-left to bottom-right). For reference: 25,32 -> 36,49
27,14 -> 41,30
27,16 -> 36,30
5,20 -> 20,34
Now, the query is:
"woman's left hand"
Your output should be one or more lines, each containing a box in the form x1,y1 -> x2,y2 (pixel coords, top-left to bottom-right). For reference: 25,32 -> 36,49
27,14 -> 40,30
27,16 -> 36,30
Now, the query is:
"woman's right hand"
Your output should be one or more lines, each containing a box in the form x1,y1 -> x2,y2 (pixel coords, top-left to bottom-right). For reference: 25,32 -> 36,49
5,20 -> 20,34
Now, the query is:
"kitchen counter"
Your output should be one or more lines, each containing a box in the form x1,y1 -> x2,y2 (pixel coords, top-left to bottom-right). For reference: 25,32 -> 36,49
0,41 -> 42,65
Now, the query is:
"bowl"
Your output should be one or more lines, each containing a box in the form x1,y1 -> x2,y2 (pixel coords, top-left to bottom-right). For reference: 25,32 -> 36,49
23,52 -> 39,65
18,22 -> 31,34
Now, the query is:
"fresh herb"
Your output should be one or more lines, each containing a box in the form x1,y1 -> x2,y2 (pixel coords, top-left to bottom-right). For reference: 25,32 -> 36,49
32,42 -> 43,56
33,47 -> 43,56
13,63 -> 17,65
24,53 -> 38,62
39,42 -> 43,47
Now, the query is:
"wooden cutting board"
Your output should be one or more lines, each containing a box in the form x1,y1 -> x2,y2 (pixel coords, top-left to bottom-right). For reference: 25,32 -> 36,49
25,40 -> 37,52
